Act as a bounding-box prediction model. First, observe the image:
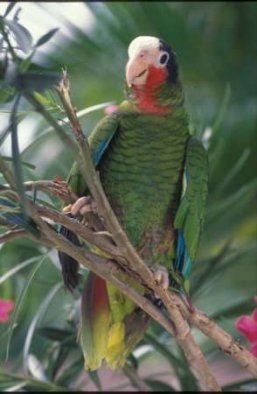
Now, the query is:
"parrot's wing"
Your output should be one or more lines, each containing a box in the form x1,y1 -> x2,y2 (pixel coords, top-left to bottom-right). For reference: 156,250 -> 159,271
59,112 -> 120,290
67,112 -> 120,196
174,137 -> 208,278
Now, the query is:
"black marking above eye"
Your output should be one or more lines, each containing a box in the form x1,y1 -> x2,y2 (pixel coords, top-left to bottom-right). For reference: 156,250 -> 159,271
159,53 -> 169,65
159,39 -> 178,84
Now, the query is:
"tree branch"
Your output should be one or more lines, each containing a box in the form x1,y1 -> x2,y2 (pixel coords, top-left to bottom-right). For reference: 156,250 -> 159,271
2,179 -> 78,204
0,228 -> 28,244
176,297 -> 257,377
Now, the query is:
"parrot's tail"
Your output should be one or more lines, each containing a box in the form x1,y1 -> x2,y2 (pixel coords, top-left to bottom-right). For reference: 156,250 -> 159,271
58,215 -> 81,291
58,219 -> 150,369
80,271 -> 150,370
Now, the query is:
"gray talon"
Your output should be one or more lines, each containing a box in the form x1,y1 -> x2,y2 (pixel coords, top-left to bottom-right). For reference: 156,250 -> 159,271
151,264 -> 170,290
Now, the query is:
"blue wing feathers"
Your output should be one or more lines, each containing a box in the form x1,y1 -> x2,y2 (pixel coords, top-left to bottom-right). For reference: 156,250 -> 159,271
92,134 -> 114,167
175,229 -> 192,278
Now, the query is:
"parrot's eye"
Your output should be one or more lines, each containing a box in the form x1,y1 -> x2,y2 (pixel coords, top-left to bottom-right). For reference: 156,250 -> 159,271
158,52 -> 169,66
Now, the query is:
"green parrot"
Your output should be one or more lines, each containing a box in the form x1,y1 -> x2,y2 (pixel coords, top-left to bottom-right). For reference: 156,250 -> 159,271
58,36 -> 208,370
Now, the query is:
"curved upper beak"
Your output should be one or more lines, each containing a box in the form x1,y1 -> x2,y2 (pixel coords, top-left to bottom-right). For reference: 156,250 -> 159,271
125,56 -> 148,87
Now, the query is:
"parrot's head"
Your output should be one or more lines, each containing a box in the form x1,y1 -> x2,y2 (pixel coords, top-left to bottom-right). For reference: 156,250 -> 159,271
125,36 -> 179,113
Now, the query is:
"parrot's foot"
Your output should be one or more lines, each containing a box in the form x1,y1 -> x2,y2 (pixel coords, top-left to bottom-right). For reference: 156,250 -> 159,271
151,264 -> 170,290
70,196 -> 98,216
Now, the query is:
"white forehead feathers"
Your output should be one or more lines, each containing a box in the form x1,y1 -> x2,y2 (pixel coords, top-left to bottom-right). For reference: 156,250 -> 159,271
128,36 -> 160,58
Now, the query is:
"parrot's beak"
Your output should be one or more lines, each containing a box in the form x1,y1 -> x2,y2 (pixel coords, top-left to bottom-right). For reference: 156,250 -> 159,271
126,56 -> 148,87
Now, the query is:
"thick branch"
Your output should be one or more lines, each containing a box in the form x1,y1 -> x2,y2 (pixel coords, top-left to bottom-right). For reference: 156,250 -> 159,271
176,297 -> 257,377
35,204 -> 120,259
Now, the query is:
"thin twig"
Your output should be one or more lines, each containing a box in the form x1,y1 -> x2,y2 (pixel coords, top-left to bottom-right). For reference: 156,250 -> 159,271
0,228 -> 28,243
3,179 -> 78,203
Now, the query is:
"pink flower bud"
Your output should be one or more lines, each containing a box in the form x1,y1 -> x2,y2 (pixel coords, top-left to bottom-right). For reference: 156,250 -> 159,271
104,104 -> 119,115
0,299 -> 14,323
235,296 -> 257,357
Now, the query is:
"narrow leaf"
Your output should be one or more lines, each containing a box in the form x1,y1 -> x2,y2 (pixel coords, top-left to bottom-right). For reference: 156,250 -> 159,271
211,83 -> 231,135
0,255 -> 41,285
10,94 -> 27,213
2,155 -> 36,170
15,71 -> 61,92
36,327 -> 74,342
35,28 -> 59,48
4,19 -> 33,53
5,255 -> 48,361
145,379 -> 175,392
144,333 -> 184,369
55,356 -> 84,386
0,115 -> 25,146
23,283 -> 62,368
3,2 -> 17,17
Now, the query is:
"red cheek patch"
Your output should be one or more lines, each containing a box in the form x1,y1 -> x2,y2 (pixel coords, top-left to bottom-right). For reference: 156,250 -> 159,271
132,65 -> 169,113
146,65 -> 167,86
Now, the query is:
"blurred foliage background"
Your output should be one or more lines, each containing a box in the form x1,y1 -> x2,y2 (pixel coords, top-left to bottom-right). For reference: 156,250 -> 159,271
0,1 -> 256,391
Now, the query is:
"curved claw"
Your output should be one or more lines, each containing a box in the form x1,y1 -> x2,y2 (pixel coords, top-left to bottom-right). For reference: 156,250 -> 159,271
71,196 -> 97,216
151,264 -> 170,290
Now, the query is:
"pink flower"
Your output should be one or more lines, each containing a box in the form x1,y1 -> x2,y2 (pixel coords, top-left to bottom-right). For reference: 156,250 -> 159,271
235,296 -> 257,357
0,299 -> 14,323
104,104 -> 119,115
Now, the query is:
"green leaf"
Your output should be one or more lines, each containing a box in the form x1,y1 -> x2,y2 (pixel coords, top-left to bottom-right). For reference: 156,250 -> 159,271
35,28 -> 59,48
207,178 -> 257,221
191,242 -> 231,299
55,356 -> 84,387
210,297 -> 255,320
2,155 -> 36,170
144,379 -> 175,391
0,255 -> 41,285
5,255 -> 48,362
15,71 -> 61,92
10,94 -> 29,220
144,333 -> 184,370
3,2 -> 17,17
177,348 -> 199,392
0,371 -> 70,392
127,353 -> 139,370
0,115 -> 25,146
23,283 -> 62,367
211,83 -> 231,136
88,370 -> 102,391
216,148 -> 251,195
0,84 -> 16,104
4,18 -> 33,53
36,327 -> 74,342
